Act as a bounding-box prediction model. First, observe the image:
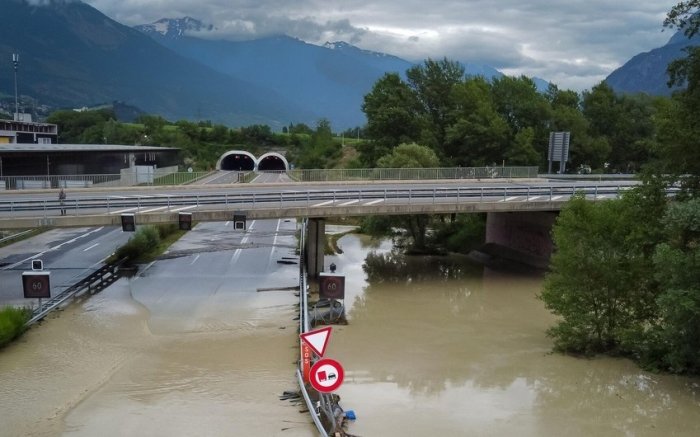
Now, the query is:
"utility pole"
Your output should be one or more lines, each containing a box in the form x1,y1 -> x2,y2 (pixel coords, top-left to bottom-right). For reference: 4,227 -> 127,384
12,53 -> 20,120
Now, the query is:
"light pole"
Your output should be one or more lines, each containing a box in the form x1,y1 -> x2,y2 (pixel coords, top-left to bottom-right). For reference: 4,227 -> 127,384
12,53 -> 20,120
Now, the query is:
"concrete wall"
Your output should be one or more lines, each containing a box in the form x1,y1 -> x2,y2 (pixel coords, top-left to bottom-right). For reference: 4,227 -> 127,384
485,211 -> 558,264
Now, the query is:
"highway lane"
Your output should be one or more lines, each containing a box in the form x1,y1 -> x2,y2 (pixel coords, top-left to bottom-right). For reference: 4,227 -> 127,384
0,226 -> 131,307
129,218 -> 300,333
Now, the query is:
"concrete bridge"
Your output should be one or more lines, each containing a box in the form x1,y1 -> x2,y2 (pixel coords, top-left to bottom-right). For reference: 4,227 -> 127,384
0,178 -> 645,275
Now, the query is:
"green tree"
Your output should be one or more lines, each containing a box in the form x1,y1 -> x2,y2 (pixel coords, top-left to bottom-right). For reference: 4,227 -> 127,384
445,77 -> 510,166
651,199 -> 700,373
540,193 -> 662,355
406,58 -> 465,158
361,73 -> 423,164
376,142 -> 440,168
506,127 -> 540,165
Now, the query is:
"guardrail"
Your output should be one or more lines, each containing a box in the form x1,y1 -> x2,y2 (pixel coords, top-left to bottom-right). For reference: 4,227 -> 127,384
288,166 -> 538,182
0,184 -> 646,217
298,218 -> 332,437
26,258 -> 126,326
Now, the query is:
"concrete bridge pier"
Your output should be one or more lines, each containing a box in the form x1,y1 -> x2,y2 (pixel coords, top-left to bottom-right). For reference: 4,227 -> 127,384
305,218 -> 325,278
484,211 -> 558,269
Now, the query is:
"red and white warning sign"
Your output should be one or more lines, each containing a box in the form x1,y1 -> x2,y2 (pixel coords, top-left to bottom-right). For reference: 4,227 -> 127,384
300,326 -> 332,357
309,358 -> 345,393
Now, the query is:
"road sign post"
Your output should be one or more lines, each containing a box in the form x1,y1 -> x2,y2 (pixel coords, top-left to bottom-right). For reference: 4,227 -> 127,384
233,212 -> 246,230
319,273 -> 345,300
23,271 -> 51,309
121,213 -> 136,232
178,212 -> 192,230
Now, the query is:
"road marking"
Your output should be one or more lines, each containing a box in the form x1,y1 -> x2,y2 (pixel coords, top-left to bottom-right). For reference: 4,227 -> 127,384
230,220 -> 256,265
83,243 -> 99,252
499,196 -> 520,202
141,206 -> 168,213
312,200 -> 334,207
552,196 -> 564,201
225,221 -> 230,226
338,199 -> 359,206
190,254 -> 200,265
364,199 -> 385,206
2,227 -> 104,271
111,207 -> 139,214
172,205 -> 197,212
528,196 -> 541,201
267,219 -> 282,267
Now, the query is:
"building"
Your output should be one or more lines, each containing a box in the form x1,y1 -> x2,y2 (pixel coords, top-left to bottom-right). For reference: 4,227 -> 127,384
0,118 -> 180,183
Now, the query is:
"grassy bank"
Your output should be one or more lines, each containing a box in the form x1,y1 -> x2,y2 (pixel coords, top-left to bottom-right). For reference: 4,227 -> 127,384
0,306 -> 32,349
110,223 -> 188,265
0,228 -> 47,249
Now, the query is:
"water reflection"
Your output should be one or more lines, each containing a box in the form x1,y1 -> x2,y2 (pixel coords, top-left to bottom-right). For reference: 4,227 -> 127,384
333,235 -> 700,436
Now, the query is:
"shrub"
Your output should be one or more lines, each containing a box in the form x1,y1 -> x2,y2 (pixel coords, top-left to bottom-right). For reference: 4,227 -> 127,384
0,306 -> 32,347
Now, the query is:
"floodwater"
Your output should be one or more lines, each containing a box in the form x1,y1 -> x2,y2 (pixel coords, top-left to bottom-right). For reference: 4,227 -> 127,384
1,230 -> 699,436
325,235 -> 700,436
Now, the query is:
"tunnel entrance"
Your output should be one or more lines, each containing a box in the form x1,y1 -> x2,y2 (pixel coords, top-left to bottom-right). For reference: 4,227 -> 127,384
257,153 -> 289,171
218,151 -> 256,171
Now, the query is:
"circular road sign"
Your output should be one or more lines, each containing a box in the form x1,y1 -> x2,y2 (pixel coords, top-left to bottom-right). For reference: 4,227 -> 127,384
309,358 -> 345,393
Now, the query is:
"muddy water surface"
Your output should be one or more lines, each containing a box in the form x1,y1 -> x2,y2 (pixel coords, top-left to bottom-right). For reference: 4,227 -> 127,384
1,230 -> 699,437
326,235 -> 700,436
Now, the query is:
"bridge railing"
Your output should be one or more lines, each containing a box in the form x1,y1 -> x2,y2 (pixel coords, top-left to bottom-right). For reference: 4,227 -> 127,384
0,184 -> 654,217
287,166 -> 538,182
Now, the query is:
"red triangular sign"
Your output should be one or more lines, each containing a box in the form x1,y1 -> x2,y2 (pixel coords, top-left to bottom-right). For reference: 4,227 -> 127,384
300,326 -> 332,357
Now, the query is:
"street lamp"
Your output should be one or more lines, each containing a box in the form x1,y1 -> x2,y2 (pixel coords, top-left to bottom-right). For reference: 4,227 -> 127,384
12,53 -> 20,120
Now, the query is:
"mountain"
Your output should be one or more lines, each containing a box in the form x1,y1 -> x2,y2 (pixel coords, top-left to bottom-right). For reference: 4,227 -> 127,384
605,28 -> 700,95
135,20 -> 413,128
0,0 -> 314,128
136,17 -> 550,128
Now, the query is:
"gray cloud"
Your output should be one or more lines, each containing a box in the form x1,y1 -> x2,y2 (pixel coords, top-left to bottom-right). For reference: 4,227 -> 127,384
84,0 -> 681,91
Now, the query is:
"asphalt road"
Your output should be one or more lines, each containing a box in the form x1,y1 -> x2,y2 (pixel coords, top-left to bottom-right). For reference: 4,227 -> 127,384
0,227 -> 131,307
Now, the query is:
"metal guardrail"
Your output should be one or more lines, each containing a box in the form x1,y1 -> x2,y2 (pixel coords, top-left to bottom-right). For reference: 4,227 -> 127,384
0,184 -> 647,217
287,166 -> 538,182
297,218 -> 331,437
26,258 -> 126,326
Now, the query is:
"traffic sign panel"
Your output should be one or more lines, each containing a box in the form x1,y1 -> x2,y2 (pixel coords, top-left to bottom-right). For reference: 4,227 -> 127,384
319,273 -> 345,299
22,271 -> 51,299
300,326 -> 332,357
309,358 -> 344,393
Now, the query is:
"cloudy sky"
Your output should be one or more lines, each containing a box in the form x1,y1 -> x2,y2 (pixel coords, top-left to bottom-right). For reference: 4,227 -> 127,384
85,0 -> 683,91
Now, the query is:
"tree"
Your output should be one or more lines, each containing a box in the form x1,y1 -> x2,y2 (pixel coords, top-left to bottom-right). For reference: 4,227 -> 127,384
651,199 -> 700,373
506,127 -> 539,165
376,142 -> 440,168
361,73 -> 423,165
406,58 -> 465,158
540,192 -> 662,355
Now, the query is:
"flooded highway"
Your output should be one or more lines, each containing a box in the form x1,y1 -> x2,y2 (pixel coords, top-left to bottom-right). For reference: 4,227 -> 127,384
1,228 -> 699,436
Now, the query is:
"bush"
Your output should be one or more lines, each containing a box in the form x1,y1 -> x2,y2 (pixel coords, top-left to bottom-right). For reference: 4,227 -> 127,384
114,226 -> 161,262
0,306 -> 32,347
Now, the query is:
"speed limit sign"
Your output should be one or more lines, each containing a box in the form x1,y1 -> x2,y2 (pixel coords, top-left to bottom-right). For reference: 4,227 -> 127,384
319,273 -> 345,299
22,272 -> 51,299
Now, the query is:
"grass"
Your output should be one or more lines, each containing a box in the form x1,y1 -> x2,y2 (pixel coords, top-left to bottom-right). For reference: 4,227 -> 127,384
0,228 -> 47,249
110,224 -> 188,266
0,306 -> 32,348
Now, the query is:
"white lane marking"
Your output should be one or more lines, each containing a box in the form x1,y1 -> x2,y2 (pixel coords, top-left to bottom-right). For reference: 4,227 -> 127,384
364,199 -> 385,206
312,200 -> 334,207
83,243 -> 99,252
230,220 -> 256,265
267,219 -> 282,267
141,206 -> 168,213
225,221 -> 230,227
172,205 -> 197,212
338,199 -> 359,206
552,196 -> 564,201
528,196 -> 541,201
499,196 -> 520,202
111,207 -> 139,215
2,227 -> 105,271
190,254 -> 200,265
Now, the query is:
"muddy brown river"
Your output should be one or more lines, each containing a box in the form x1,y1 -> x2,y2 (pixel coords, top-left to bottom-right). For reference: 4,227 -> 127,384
1,230 -> 699,436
